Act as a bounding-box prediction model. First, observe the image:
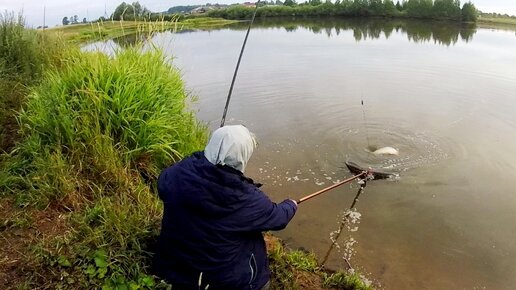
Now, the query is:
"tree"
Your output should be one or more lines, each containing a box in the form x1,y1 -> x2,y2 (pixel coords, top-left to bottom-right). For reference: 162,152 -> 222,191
112,2 -> 129,20
433,0 -> 461,20
396,1 -> 403,11
283,0 -> 296,6
384,0 -> 397,14
62,16 -> 69,25
72,15 -> 79,24
406,0 -> 433,18
132,1 -> 143,15
461,2 -> 478,22
112,1 -> 150,21
82,17 -> 87,23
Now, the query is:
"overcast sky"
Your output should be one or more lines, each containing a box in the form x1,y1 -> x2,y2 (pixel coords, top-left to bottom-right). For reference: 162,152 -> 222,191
1,0 -> 515,27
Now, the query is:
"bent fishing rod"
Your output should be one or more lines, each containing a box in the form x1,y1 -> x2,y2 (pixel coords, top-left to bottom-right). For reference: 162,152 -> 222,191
220,0 -> 261,127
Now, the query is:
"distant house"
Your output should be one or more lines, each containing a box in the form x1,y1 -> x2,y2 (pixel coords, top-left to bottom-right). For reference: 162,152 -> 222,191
190,6 -> 219,14
242,2 -> 256,7
191,7 -> 207,14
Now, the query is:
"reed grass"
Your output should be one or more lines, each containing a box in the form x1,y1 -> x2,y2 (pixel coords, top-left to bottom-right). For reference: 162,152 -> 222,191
49,17 -> 238,43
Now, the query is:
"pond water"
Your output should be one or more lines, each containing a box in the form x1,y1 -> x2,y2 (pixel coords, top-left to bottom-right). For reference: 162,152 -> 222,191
86,18 -> 516,289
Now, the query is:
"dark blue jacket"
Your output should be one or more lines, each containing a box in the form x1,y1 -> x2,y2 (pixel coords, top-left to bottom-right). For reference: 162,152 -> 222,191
153,152 -> 297,290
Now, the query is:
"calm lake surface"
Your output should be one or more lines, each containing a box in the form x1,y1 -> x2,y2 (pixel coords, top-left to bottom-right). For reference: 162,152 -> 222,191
87,18 -> 516,289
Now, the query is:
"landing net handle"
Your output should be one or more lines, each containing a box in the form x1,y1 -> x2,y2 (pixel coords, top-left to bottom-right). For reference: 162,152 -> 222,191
297,171 -> 370,204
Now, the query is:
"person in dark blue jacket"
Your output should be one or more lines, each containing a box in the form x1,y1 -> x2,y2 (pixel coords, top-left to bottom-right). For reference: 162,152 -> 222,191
153,125 -> 298,290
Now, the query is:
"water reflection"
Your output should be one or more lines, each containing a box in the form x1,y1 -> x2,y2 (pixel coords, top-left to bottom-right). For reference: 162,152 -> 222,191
229,17 -> 477,46
110,17 -> 477,47
112,33 -> 148,47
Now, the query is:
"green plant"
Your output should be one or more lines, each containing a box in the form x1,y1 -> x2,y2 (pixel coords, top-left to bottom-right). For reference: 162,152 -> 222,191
323,271 -> 373,290
285,250 -> 319,272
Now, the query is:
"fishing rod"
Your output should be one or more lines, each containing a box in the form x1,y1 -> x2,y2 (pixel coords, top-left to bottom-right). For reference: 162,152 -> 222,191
220,0 -> 261,127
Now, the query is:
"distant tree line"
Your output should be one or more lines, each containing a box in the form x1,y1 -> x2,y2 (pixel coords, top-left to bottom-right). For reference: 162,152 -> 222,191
480,12 -> 516,19
62,15 -> 88,25
207,0 -> 479,22
85,1 -> 480,26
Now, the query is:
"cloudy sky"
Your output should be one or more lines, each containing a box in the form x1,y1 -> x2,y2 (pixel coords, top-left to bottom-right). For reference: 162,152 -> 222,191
1,0 -> 515,27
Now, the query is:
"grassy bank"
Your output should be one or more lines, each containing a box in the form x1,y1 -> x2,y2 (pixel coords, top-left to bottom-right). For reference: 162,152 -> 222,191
48,17 -> 238,43
1,45 -> 207,289
478,15 -> 516,31
0,13 -> 371,290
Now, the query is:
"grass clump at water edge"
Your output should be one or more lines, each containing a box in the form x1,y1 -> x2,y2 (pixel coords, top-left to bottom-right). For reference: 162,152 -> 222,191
266,234 -> 373,290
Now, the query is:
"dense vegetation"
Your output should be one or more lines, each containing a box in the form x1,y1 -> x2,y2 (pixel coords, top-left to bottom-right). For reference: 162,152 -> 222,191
208,0 -> 478,22
1,13 -> 372,290
0,12 -> 66,152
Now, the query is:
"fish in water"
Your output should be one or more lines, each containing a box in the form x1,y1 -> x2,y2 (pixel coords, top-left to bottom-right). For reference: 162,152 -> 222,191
366,146 -> 400,156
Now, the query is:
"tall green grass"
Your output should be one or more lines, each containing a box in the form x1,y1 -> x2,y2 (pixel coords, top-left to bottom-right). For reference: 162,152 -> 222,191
0,12 -> 67,152
20,48 -> 205,181
0,11 -> 68,84
1,45 -> 207,288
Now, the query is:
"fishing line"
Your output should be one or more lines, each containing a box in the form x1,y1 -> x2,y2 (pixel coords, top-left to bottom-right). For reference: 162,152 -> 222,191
360,98 -> 372,150
220,0 -> 261,127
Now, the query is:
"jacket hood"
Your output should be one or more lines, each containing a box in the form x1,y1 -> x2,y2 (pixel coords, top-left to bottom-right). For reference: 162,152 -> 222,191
158,152 -> 258,217
204,125 -> 256,173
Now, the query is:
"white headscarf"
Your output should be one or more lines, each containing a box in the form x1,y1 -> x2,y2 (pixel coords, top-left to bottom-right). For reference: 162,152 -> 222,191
204,125 -> 257,173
